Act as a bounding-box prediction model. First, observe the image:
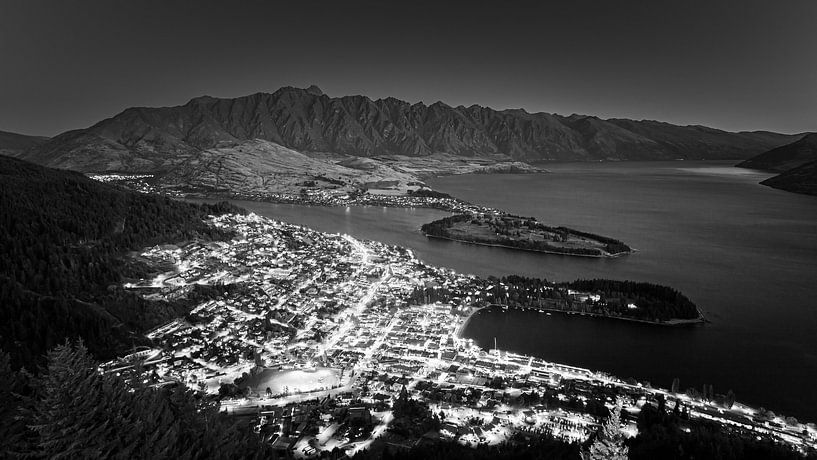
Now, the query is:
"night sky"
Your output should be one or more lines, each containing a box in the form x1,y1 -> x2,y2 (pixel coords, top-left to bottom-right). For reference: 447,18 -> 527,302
1,0 -> 815,137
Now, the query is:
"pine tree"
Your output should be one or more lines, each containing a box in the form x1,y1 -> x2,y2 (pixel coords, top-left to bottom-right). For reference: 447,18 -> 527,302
582,397 -> 629,460
725,389 -> 736,409
0,351 -> 34,456
27,341 -> 272,459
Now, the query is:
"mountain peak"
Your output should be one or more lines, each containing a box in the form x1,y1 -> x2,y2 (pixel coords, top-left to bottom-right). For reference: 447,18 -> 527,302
305,85 -> 324,96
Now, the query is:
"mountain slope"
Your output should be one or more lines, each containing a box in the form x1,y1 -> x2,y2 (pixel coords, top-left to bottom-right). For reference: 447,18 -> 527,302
0,129 -> 49,156
22,86 -> 799,174
760,160 -> 817,196
0,154 -> 241,367
736,133 -> 817,196
737,133 -> 817,172
160,139 -> 415,194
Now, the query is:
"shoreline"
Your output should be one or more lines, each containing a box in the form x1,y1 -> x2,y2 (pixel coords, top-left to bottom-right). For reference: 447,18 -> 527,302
454,306 -> 487,339
184,190 -> 502,215
422,232 -> 633,259
461,303 -> 705,329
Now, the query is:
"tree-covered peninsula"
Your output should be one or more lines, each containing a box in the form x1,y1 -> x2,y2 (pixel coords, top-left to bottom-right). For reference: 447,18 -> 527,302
411,276 -> 703,324
421,214 -> 632,257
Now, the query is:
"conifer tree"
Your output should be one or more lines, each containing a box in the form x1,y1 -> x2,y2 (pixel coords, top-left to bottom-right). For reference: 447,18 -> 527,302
27,341 -> 272,459
582,397 -> 629,460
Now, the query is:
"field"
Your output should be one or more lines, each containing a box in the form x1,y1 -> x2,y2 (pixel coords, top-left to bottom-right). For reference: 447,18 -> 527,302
242,367 -> 342,395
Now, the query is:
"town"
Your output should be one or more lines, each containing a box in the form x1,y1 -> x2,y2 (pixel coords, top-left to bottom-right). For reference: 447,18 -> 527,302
88,173 -> 501,215
103,213 -> 817,458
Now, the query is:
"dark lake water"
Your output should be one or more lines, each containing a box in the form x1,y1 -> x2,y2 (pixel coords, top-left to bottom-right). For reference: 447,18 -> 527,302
224,161 -> 817,421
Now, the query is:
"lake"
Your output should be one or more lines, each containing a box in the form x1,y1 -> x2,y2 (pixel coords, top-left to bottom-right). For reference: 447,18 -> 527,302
226,160 -> 817,421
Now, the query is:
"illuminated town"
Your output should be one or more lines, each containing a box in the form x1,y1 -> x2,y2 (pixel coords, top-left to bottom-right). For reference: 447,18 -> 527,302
103,213 -> 817,457
87,173 -> 502,215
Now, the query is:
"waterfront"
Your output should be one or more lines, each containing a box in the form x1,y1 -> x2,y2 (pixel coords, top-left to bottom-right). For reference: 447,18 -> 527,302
227,160 -> 817,420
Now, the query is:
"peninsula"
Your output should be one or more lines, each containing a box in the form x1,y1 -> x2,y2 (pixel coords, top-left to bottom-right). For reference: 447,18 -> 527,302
421,213 -> 632,257
416,276 -> 704,326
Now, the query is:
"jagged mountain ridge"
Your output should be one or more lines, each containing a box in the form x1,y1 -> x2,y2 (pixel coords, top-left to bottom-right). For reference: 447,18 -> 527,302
23,86 -> 800,173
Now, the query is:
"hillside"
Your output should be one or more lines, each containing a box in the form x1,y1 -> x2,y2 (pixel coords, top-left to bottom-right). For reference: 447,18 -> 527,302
760,160 -> 817,196
0,129 -> 49,156
21,86 -> 798,176
160,139 -> 416,195
0,154 -> 242,368
737,133 -> 817,172
736,133 -> 817,196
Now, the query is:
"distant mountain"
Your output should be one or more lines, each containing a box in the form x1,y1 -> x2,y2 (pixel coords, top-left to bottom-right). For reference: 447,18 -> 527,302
760,160 -> 817,196
0,129 -> 49,156
21,86 -> 798,174
736,133 -> 817,196
737,133 -> 817,172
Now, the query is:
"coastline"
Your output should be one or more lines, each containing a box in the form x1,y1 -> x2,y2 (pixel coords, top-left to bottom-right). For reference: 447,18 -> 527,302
475,303 -> 706,328
184,189 -> 502,216
455,305 -> 487,339
422,232 -> 632,259
454,301 -> 702,349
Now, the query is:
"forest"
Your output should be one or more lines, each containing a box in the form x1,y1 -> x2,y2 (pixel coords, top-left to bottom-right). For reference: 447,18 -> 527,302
564,278 -> 701,321
628,397 -> 813,460
0,342 -> 271,459
0,155 -> 244,369
409,275 -> 701,323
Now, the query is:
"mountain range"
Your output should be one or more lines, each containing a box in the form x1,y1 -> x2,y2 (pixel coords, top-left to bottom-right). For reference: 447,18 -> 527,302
16,86 -> 800,173
4,86 -> 811,198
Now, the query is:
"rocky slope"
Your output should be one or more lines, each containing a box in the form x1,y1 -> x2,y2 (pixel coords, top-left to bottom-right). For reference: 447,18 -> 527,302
159,139 -> 415,195
21,86 -> 799,174
737,133 -> 817,172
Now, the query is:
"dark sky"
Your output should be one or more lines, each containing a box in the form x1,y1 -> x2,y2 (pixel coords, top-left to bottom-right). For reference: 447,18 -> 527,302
1,0 -> 815,137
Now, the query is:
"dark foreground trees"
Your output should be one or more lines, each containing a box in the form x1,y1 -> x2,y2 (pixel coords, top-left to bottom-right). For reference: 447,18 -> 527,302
629,399 -> 814,460
0,155 -> 243,368
352,435 -> 581,460
0,342 -> 271,459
